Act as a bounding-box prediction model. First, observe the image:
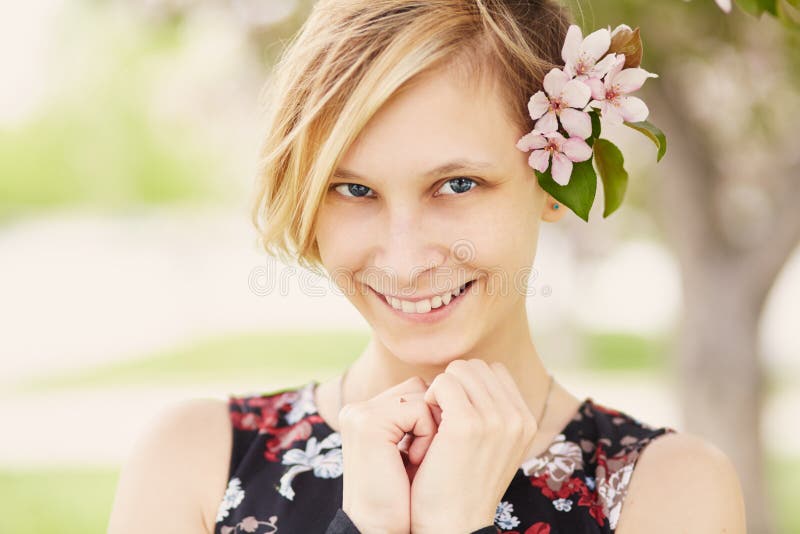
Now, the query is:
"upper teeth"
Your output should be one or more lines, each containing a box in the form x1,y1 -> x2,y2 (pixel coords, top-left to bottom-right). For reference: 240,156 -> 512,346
384,282 -> 471,314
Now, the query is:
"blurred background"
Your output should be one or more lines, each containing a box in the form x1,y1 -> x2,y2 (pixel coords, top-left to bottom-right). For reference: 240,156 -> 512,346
0,0 -> 797,533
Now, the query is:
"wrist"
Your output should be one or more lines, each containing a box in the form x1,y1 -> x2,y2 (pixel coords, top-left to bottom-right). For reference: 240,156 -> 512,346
342,506 -> 406,534
413,520 -> 497,534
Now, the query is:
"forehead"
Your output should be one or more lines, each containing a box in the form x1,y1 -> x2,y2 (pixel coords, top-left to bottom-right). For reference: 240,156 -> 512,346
338,64 -> 518,175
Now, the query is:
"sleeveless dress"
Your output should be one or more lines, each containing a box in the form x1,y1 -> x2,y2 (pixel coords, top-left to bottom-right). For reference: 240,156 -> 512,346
214,379 -> 678,534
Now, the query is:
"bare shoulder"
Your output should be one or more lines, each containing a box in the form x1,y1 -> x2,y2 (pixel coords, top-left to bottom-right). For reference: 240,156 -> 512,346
108,397 -> 233,534
615,431 -> 747,534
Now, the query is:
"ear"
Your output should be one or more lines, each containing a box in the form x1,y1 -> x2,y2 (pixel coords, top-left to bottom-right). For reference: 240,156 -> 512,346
542,195 -> 567,223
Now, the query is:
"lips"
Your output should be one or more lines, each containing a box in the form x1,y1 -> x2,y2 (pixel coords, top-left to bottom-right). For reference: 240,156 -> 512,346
378,279 -> 474,303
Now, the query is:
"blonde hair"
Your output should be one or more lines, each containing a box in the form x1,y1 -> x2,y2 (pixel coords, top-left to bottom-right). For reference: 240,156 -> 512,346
251,0 -> 574,277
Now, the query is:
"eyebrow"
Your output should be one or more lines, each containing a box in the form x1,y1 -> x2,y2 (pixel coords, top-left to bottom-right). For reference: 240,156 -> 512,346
332,158 -> 495,181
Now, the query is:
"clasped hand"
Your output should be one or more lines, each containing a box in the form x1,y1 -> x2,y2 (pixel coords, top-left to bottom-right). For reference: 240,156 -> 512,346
338,358 -> 541,534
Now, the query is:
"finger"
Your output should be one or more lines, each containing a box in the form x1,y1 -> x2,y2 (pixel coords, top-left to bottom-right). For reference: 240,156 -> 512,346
374,391 -> 438,465
423,372 -> 475,429
370,375 -> 429,401
397,432 -> 414,455
490,362 -> 539,426
467,359 -> 520,421
441,359 -> 495,421
467,358 -> 519,409
391,396 -> 438,466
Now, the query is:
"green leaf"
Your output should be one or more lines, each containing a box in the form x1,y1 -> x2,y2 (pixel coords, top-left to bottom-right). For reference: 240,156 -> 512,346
624,120 -> 667,162
587,110 -> 602,148
736,0 -> 774,15
777,0 -> 800,28
593,139 -> 629,219
737,0 -> 786,15
536,159 -> 597,222
763,0 -> 780,15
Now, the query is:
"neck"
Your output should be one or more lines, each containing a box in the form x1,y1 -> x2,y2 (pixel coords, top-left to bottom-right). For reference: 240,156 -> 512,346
339,300 -> 553,429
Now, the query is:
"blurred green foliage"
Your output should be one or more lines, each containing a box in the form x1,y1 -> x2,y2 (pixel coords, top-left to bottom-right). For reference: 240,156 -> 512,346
581,330 -> 672,373
12,330 -> 370,393
13,329 -> 675,394
0,468 -> 119,534
0,102 -> 221,220
734,0 -> 800,29
0,2 -> 228,222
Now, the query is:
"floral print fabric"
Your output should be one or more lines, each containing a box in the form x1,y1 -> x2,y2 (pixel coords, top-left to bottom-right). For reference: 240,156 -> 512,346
214,380 -> 677,534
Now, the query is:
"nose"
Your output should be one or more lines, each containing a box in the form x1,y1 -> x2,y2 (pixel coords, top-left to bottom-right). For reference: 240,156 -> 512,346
369,210 -> 447,296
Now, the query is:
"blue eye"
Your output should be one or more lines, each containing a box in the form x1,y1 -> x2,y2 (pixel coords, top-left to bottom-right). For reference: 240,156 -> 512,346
329,183 -> 376,198
328,177 -> 480,200
435,177 -> 478,196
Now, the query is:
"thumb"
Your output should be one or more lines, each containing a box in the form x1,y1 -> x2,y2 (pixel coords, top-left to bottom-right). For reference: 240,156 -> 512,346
429,403 -> 442,426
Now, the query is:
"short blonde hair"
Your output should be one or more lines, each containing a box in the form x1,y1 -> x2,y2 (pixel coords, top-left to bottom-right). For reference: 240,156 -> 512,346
251,0 -> 574,277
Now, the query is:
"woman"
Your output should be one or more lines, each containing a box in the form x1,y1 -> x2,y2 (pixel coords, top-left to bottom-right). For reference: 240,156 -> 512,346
108,1 -> 747,533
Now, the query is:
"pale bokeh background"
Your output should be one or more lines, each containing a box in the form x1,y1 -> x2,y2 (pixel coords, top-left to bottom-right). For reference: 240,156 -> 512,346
1,1 -> 798,533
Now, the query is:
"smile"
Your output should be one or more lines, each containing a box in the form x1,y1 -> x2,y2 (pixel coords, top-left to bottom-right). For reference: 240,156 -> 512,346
371,279 -> 477,323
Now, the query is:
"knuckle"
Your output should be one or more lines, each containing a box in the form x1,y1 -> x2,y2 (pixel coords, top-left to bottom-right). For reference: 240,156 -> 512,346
338,402 -> 369,428
505,416 -> 524,436
431,373 -> 450,387
491,362 -> 509,376
445,359 -> 468,372
522,416 -> 538,438
408,375 -> 428,390
470,358 -> 491,371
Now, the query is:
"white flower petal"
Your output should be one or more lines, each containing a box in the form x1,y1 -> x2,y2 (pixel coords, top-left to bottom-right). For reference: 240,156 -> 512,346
601,101 -> 625,126
534,111 -> 559,134
543,68 -> 569,98
562,137 -> 593,162
560,108 -> 592,139
527,91 -> 551,120
561,79 -> 592,108
543,130 -> 566,143
562,25 -> 584,65
529,149 -> 551,173
551,152 -> 574,186
592,53 -> 621,79
516,130 -> 548,151
613,67 -> 658,95
586,78 -> 607,101
581,28 -> 611,61
617,95 -> 650,122
605,54 -> 626,88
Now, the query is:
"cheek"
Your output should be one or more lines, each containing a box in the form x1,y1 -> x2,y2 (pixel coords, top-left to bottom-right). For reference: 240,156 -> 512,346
315,205 -> 368,269
456,197 -> 539,267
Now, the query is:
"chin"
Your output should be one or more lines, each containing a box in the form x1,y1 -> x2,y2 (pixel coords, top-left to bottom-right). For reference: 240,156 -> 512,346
380,333 -> 477,369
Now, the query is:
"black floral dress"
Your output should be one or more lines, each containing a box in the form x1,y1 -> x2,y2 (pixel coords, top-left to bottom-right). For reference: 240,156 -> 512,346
214,380 -> 678,534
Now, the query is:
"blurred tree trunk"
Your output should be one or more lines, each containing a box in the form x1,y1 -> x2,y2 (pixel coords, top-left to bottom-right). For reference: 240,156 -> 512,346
642,20 -> 800,534
648,74 -> 800,534
564,3 -> 800,533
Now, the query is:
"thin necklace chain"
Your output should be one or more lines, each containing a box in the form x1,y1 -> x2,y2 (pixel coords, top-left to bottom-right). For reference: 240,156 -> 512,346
337,364 -> 555,427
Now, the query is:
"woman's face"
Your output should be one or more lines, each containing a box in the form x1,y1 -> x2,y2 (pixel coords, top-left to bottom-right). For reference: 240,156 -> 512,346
315,64 -> 563,366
